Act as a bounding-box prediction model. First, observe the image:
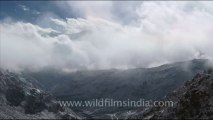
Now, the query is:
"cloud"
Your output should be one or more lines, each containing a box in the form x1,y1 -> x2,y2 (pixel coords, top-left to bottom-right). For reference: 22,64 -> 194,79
54,1 -> 143,25
1,1 -> 213,72
19,5 -> 30,11
19,4 -> 40,15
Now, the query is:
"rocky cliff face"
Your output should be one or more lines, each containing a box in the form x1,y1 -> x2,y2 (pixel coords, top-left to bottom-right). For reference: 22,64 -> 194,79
0,69 -> 82,119
129,69 -> 213,119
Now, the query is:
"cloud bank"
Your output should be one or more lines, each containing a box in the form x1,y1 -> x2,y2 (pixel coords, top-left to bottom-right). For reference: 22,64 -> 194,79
1,1 -> 213,72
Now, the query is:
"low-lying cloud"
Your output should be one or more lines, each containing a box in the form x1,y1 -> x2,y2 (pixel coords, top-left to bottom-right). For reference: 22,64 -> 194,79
1,1 -> 213,72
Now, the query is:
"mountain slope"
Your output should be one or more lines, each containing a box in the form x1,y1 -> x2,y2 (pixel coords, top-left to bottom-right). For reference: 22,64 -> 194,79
129,69 -> 213,119
30,59 -> 210,100
26,59 -> 211,116
0,69 -> 82,119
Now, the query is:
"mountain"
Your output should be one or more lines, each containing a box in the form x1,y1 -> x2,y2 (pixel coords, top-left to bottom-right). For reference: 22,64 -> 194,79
0,69 -> 82,119
128,69 -> 213,119
25,59 -> 212,116
1,59 -> 212,119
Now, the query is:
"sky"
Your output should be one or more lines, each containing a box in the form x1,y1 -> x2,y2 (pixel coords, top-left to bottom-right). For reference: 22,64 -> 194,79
0,1 -> 213,72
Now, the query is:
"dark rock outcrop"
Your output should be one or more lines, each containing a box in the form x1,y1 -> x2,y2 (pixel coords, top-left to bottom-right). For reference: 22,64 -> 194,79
6,86 -> 25,106
0,69 -> 82,119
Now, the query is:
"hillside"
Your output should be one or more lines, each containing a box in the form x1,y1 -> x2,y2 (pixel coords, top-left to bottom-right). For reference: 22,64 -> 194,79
26,59 -> 211,116
129,69 -> 213,119
0,69 -> 82,119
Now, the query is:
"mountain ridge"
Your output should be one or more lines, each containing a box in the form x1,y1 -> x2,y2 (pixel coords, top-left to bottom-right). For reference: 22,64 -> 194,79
128,68 -> 213,119
24,59 -> 212,117
0,69 -> 82,119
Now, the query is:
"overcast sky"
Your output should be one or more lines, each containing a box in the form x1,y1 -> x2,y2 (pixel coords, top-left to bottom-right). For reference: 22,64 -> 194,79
1,1 -> 213,72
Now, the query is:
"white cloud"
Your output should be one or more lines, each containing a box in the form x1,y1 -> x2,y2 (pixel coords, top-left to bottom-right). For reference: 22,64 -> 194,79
19,4 -> 40,15
1,1 -> 213,71
56,1 -> 114,20
19,5 -> 30,11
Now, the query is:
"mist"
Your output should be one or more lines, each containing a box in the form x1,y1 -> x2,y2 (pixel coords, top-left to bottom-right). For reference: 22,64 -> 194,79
1,1 -> 213,72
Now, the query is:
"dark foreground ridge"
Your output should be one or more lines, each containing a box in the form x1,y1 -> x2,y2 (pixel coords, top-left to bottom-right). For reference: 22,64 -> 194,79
129,69 -> 213,119
0,69 -> 82,119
